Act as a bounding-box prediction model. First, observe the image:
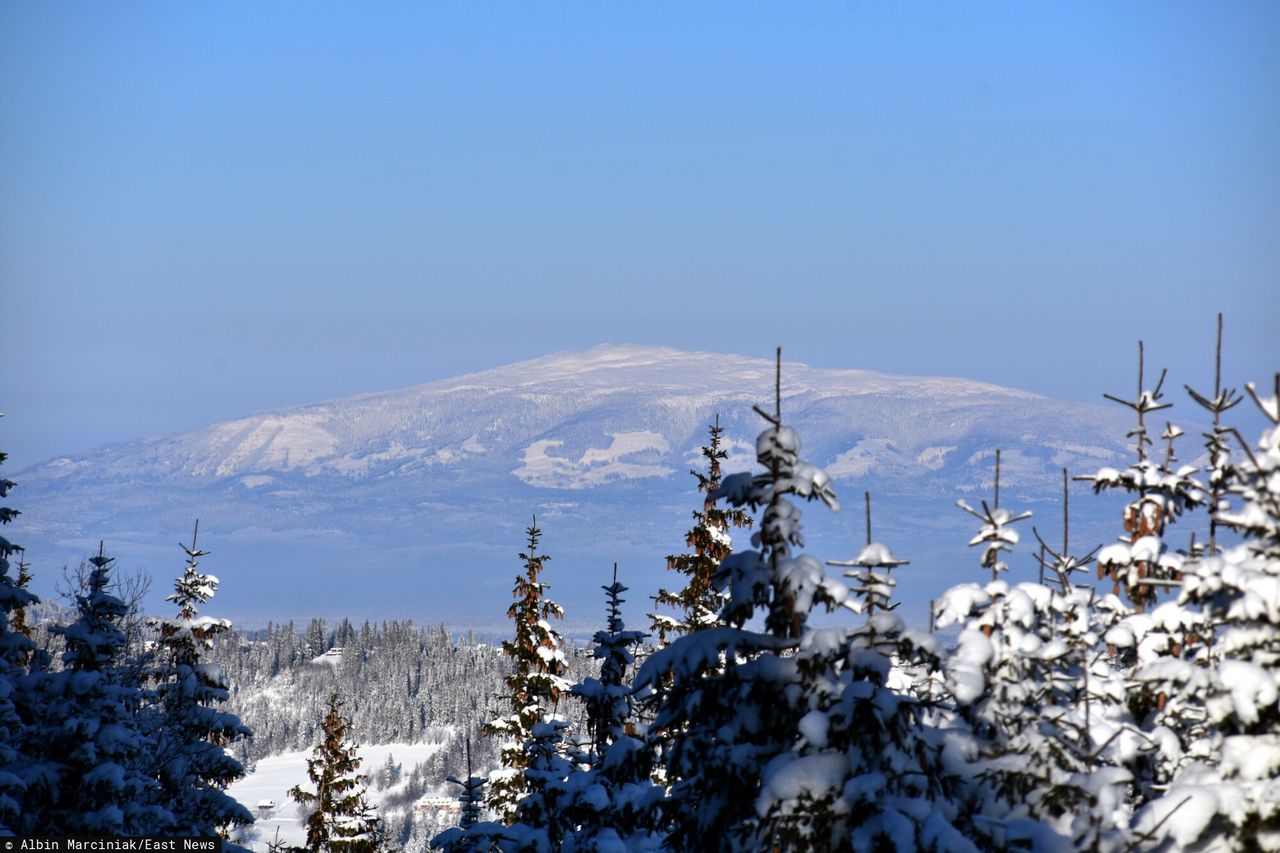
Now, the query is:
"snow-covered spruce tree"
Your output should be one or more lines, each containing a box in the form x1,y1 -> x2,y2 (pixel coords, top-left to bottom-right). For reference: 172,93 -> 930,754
9,553 -> 34,652
492,574 -> 651,853
376,753 -> 401,791
936,465 -> 1144,850
431,741 -> 502,853
575,566 -> 648,764
1106,326 -> 1245,812
509,717 -> 576,850
437,567 -> 660,853
649,417 -> 751,646
451,741 -> 486,829
18,542 -> 167,834
637,349 -> 871,851
1217,375 -> 1280,556
483,518 -> 570,823
553,566 -> 662,851
1080,342 -> 1204,611
826,492 -> 909,615
148,521 -> 254,840
759,497 -> 972,851
956,450 -> 1032,584
1184,314 -> 1243,557
1130,374 -> 1280,852
442,712 -> 577,852
290,693 -> 377,853
0,419 -> 39,833
1093,332 -> 1255,824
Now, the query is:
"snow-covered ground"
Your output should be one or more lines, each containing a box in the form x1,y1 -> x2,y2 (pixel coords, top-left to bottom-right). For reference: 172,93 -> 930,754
228,741 -> 446,850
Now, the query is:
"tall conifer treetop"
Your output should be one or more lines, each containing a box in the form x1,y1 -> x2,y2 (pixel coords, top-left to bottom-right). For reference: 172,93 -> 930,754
483,518 -> 569,823
0,414 -> 38,834
33,542 -> 165,834
289,693 -> 376,853
637,348 -> 855,851
650,416 -> 751,645
149,521 -> 253,840
1080,341 -> 1205,610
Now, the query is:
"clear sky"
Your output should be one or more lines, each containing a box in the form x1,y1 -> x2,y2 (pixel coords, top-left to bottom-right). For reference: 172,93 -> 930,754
3,1 -> 1278,467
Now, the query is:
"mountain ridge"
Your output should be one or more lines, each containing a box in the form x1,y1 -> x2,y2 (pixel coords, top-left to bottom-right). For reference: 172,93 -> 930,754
11,344 -> 1138,627
21,344 -> 1065,484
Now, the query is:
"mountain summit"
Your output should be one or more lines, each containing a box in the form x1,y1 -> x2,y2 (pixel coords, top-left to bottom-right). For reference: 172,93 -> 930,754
14,345 -> 1131,626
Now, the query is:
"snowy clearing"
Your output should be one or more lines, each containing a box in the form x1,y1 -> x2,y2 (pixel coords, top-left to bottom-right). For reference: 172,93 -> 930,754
228,741 -> 447,851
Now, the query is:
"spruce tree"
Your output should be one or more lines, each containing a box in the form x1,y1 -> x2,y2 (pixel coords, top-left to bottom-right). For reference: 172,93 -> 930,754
1183,314 -> 1243,556
20,542 -> 167,834
1132,374 -> 1280,850
377,753 -> 400,790
0,418 -> 38,832
561,567 -> 661,850
1082,342 -> 1204,610
956,450 -> 1032,583
510,717 -> 575,850
575,565 -> 647,763
289,693 -> 377,853
149,521 -> 254,838
431,737 -> 512,853
449,741 -> 485,829
637,348 -> 850,851
938,465 -> 1142,850
483,518 -> 569,823
649,417 -> 751,645
763,492 -> 973,851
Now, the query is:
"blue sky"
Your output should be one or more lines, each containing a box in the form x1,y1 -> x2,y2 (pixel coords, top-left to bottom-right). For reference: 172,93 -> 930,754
3,1 -> 1278,467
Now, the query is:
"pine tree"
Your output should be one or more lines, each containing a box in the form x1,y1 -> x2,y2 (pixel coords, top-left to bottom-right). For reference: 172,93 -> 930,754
649,417 -> 751,645
1183,314 -> 1243,556
376,753 -> 400,790
483,518 -> 570,823
1132,374 -> 1280,851
20,542 -> 167,834
762,491 -> 973,851
560,566 -> 661,850
575,565 -> 647,763
1081,342 -> 1204,610
956,450 -> 1032,584
148,521 -> 254,839
0,417 -> 38,832
450,741 -> 486,829
289,693 -> 377,853
637,348 -> 850,851
938,466 -> 1141,850
431,738 -> 511,853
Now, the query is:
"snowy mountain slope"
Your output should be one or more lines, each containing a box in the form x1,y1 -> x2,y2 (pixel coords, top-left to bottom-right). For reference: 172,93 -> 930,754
12,345 -> 1143,628
21,345 -> 1106,485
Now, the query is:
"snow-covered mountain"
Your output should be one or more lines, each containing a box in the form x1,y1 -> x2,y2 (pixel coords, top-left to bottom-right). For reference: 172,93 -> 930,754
12,345 -> 1137,628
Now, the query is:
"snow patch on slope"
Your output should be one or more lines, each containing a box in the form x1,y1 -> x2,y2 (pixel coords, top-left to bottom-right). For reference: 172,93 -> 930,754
827,440 -> 912,479
514,432 -> 673,489
916,446 -> 957,470
204,415 -> 340,476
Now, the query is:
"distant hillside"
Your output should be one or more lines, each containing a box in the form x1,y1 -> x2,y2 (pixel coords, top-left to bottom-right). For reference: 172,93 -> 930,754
12,345 -> 1143,627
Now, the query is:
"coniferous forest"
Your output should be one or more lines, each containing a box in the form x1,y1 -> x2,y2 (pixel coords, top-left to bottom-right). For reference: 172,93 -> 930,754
2,332 -> 1279,852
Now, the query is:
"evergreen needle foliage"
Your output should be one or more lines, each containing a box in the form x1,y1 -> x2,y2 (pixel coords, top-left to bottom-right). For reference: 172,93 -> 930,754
290,693 -> 377,853
482,518 -> 569,824
650,417 -> 751,645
